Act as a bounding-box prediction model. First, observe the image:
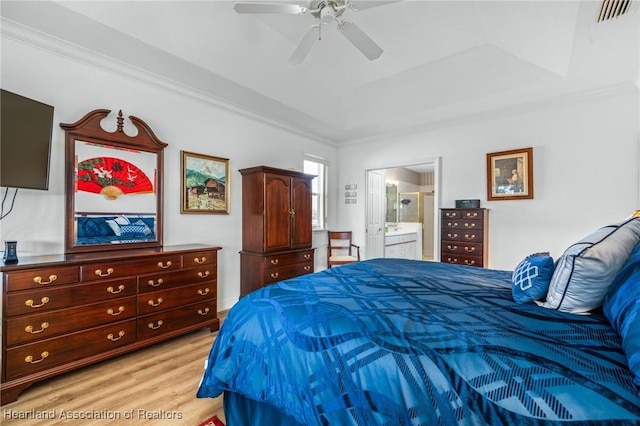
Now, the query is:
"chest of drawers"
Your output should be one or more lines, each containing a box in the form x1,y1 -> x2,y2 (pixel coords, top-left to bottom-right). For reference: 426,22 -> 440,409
440,208 -> 489,267
1,244 -> 221,405
240,248 -> 314,296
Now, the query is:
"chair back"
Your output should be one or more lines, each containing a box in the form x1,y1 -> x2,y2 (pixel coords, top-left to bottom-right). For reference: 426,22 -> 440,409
328,231 -> 353,257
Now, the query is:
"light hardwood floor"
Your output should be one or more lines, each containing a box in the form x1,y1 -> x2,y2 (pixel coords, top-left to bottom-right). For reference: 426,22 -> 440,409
2,314 -> 227,426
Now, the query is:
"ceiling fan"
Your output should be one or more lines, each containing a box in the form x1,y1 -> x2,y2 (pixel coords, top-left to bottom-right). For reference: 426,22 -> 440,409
233,0 -> 396,64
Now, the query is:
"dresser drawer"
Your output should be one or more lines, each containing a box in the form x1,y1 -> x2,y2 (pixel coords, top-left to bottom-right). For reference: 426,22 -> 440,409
441,229 -> 485,243
4,266 -> 79,291
441,219 -> 485,231
138,266 -> 216,294
183,250 -> 218,268
264,250 -> 314,269
5,277 -> 137,317
138,282 -> 216,315
5,319 -> 136,381
80,255 -> 182,282
441,254 -> 484,267
6,296 -> 136,346
440,241 -> 484,256
441,209 -> 485,220
264,261 -> 313,284
137,301 -> 217,340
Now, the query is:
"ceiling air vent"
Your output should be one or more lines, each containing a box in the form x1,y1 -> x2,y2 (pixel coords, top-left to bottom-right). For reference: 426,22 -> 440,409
597,0 -> 633,22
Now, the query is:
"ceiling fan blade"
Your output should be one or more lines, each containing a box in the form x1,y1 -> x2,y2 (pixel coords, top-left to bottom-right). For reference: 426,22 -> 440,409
349,0 -> 401,11
233,2 -> 307,14
338,21 -> 383,61
289,26 -> 319,65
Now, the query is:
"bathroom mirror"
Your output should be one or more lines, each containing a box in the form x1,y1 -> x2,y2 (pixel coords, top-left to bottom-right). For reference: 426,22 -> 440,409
385,183 -> 398,223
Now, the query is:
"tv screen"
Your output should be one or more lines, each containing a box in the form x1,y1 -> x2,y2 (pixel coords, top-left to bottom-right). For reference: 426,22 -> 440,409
1,89 -> 54,190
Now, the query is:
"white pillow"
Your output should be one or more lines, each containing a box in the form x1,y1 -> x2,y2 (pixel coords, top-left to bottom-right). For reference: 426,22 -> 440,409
539,218 -> 640,314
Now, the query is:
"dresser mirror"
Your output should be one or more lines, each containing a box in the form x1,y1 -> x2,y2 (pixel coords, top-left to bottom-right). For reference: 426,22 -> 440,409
61,109 -> 167,254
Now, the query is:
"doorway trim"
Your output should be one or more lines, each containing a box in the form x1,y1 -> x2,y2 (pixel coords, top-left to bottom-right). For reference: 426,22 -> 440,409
364,157 -> 442,261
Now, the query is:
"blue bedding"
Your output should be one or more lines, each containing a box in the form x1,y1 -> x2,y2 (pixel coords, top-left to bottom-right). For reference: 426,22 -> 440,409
197,259 -> 640,425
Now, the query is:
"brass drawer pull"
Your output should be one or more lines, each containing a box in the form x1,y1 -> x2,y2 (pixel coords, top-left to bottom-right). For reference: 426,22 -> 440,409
33,275 -> 57,285
198,307 -> 210,316
106,284 -> 125,294
25,322 -> 50,334
447,258 -> 458,263
194,256 -> 207,264
445,212 -> 458,218
464,234 -> 476,240
466,212 -> 478,218
25,297 -> 50,308
148,298 -> 164,307
95,268 -> 114,277
25,351 -> 49,364
107,306 -> 125,316
198,288 -> 210,296
464,223 -> 476,228
147,278 -> 164,287
303,266 -> 311,272
447,233 -> 458,239
270,259 -> 279,265
107,331 -> 125,341
447,222 -> 458,227
303,253 -> 311,260
198,270 -> 210,279
270,272 -> 279,279
465,247 -> 476,253
148,320 -> 163,330
447,245 -> 458,250
157,261 -> 172,269
464,260 -> 476,265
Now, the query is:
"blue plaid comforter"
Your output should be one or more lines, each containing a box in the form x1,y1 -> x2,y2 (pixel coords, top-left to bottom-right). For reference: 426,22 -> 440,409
197,259 -> 640,425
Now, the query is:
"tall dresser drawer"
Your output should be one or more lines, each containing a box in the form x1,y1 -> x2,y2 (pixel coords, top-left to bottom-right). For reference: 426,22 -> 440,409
6,297 -> 136,346
137,301 -> 217,340
5,319 -> 136,381
5,277 -> 137,317
5,266 -> 79,291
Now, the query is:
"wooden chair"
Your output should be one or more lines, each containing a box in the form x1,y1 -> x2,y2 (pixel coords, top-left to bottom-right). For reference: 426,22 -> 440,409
327,231 -> 360,268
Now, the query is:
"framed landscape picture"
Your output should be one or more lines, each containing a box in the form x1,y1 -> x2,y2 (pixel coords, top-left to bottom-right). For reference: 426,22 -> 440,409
486,147 -> 534,201
181,151 -> 229,214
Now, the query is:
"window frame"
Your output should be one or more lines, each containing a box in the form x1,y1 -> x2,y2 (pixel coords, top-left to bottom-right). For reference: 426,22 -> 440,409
303,154 -> 328,231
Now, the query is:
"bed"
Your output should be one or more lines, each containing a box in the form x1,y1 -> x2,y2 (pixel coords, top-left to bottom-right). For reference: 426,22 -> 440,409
197,218 -> 640,425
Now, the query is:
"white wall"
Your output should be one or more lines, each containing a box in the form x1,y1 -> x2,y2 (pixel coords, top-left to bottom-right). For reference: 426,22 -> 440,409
0,35 -> 338,310
337,86 -> 640,270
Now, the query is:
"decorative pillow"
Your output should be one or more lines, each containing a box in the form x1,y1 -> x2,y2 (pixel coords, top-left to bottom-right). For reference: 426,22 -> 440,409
76,217 -> 114,238
512,252 -> 554,304
105,216 -> 131,236
133,219 -> 153,236
540,217 -> 640,313
603,242 -> 640,392
119,224 -> 148,236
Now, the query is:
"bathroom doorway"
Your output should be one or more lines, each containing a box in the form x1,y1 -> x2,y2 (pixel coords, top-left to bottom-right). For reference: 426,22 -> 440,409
365,158 -> 441,261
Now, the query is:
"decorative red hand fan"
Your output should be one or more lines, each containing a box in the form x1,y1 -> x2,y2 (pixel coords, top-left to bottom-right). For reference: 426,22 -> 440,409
76,157 -> 154,199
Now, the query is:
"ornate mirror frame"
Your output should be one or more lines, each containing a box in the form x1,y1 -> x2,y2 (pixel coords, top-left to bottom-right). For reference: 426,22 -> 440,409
61,109 -> 167,254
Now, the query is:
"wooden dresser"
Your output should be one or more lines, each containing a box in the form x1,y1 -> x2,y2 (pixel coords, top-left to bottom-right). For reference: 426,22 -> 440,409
1,244 -> 221,404
440,208 -> 489,267
239,166 -> 315,296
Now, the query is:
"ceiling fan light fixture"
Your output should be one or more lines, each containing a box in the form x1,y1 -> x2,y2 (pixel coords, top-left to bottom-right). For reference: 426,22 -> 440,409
321,6 -> 336,24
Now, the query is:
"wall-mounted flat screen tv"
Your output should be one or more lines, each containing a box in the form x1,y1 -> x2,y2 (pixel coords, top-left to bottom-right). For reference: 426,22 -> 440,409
1,89 -> 54,190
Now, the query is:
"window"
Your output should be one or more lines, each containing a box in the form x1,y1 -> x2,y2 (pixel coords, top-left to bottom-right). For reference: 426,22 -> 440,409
304,155 -> 328,230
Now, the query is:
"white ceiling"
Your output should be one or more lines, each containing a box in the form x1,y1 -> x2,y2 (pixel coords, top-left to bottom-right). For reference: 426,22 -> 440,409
2,0 -> 639,144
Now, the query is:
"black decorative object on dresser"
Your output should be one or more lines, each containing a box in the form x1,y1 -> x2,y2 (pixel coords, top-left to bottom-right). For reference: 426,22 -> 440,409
1,244 -> 221,405
440,208 -> 489,267
239,166 -> 315,297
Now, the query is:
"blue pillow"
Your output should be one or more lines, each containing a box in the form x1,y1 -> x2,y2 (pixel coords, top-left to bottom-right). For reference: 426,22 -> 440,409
603,242 -> 640,394
512,252 -> 555,303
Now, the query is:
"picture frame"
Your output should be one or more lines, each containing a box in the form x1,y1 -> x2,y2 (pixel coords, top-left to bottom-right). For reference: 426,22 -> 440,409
61,109 -> 167,254
486,147 -> 534,201
181,151 -> 229,214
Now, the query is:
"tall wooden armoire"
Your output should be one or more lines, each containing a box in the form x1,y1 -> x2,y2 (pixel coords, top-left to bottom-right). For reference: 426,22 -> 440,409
239,166 -> 315,296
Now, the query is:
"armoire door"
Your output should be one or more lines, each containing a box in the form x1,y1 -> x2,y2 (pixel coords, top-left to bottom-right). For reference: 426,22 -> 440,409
290,176 -> 312,249
264,173 -> 292,252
